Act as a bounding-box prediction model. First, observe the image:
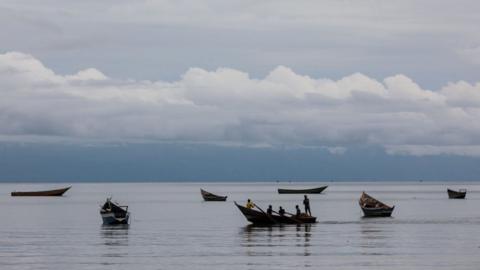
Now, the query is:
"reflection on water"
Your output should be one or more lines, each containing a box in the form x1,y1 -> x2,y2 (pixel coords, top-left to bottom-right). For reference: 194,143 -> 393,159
101,224 -> 129,245
359,221 -> 393,255
100,225 -> 129,259
296,224 -> 311,256
3,182 -> 480,269
241,224 -> 313,257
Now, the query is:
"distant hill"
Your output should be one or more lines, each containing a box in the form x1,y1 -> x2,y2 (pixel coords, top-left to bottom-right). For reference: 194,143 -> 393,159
0,143 -> 479,182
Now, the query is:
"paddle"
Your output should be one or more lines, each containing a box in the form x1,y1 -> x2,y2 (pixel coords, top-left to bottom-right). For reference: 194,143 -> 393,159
284,211 -> 305,224
272,210 -> 302,224
255,204 -> 278,224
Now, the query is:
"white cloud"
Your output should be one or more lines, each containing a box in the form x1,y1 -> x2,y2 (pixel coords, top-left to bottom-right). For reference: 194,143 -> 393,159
0,51 -> 63,85
441,80 -> 480,107
66,68 -> 107,81
1,51 -> 480,156
385,145 -> 480,157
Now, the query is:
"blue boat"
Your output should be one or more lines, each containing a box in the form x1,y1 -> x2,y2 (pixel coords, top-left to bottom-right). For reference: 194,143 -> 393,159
100,198 -> 130,225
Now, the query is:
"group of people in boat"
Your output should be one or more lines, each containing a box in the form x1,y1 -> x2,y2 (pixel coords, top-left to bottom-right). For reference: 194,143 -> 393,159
245,195 -> 312,217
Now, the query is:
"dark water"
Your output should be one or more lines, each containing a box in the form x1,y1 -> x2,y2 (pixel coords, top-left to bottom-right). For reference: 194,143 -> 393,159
1,182 -> 480,269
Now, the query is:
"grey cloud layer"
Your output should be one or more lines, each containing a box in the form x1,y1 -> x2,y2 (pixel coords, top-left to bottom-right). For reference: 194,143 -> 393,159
1,1 -> 479,88
1,52 -> 480,156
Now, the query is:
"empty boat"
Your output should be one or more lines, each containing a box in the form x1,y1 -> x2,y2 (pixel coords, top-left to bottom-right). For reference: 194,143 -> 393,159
11,186 -> 71,196
201,189 -> 227,201
359,192 -> 394,217
447,188 -> 467,199
278,186 -> 328,194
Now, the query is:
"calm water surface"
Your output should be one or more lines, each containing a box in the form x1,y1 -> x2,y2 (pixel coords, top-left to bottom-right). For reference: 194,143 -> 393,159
1,182 -> 480,269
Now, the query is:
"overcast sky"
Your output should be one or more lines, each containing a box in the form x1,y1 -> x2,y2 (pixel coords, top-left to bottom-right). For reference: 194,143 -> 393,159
1,1 -> 479,86
1,1 -> 480,180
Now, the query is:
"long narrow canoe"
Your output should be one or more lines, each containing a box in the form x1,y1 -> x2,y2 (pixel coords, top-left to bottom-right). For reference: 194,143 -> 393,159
359,192 -> 394,217
201,189 -> 227,201
278,185 -> 328,194
447,188 -> 466,199
11,186 -> 71,197
234,202 -> 316,225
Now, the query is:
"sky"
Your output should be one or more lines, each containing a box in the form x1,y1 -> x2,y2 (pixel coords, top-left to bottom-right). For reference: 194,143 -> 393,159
1,1 -> 480,181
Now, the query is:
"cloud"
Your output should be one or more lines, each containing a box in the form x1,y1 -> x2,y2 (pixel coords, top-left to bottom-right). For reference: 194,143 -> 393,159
457,46 -> 480,66
104,1 -> 479,34
2,0 -> 479,89
385,145 -> 480,157
1,51 -> 480,156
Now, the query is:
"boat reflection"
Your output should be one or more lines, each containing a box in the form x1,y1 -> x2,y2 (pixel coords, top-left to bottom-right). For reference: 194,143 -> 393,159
99,225 -> 129,264
241,224 -> 313,257
100,224 -> 129,249
358,222 -> 393,255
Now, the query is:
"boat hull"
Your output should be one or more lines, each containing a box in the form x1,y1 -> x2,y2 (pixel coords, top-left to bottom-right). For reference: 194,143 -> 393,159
448,189 -> 466,199
359,192 -> 394,217
235,202 -> 317,225
278,186 -> 328,194
11,187 -> 71,196
101,212 -> 130,225
361,206 -> 395,217
201,189 -> 227,201
203,196 -> 228,201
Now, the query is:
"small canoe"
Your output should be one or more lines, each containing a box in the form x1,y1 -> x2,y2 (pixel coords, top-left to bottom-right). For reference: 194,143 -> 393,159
234,202 -> 317,225
447,188 -> 466,199
201,189 -> 227,201
100,198 -> 130,225
11,186 -> 71,196
359,192 -> 394,217
278,185 -> 328,194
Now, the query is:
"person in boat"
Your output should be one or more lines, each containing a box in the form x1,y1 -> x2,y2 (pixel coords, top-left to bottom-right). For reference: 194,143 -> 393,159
278,206 -> 285,216
246,199 -> 255,209
267,205 -> 273,215
295,205 -> 301,217
303,195 -> 311,216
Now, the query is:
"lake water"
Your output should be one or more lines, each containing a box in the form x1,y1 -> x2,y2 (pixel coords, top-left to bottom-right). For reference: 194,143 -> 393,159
1,182 -> 480,269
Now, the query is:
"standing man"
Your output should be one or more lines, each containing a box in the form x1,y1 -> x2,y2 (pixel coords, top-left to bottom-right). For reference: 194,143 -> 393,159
303,195 -> 311,216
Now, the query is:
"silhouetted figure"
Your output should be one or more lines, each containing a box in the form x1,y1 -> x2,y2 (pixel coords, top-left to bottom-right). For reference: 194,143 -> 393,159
267,205 -> 273,215
279,206 -> 285,216
246,199 -> 255,209
303,195 -> 311,216
295,204 -> 301,217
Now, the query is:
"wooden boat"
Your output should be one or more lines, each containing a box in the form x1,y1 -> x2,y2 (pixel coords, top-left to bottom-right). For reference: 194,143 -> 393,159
201,189 -> 227,201
11,186 -> 71,196
359,192 -> 394,217
234,202 -> 317,225
447,188 -> 466,199
100,198 -> 130,225
278,185 -> 328,194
